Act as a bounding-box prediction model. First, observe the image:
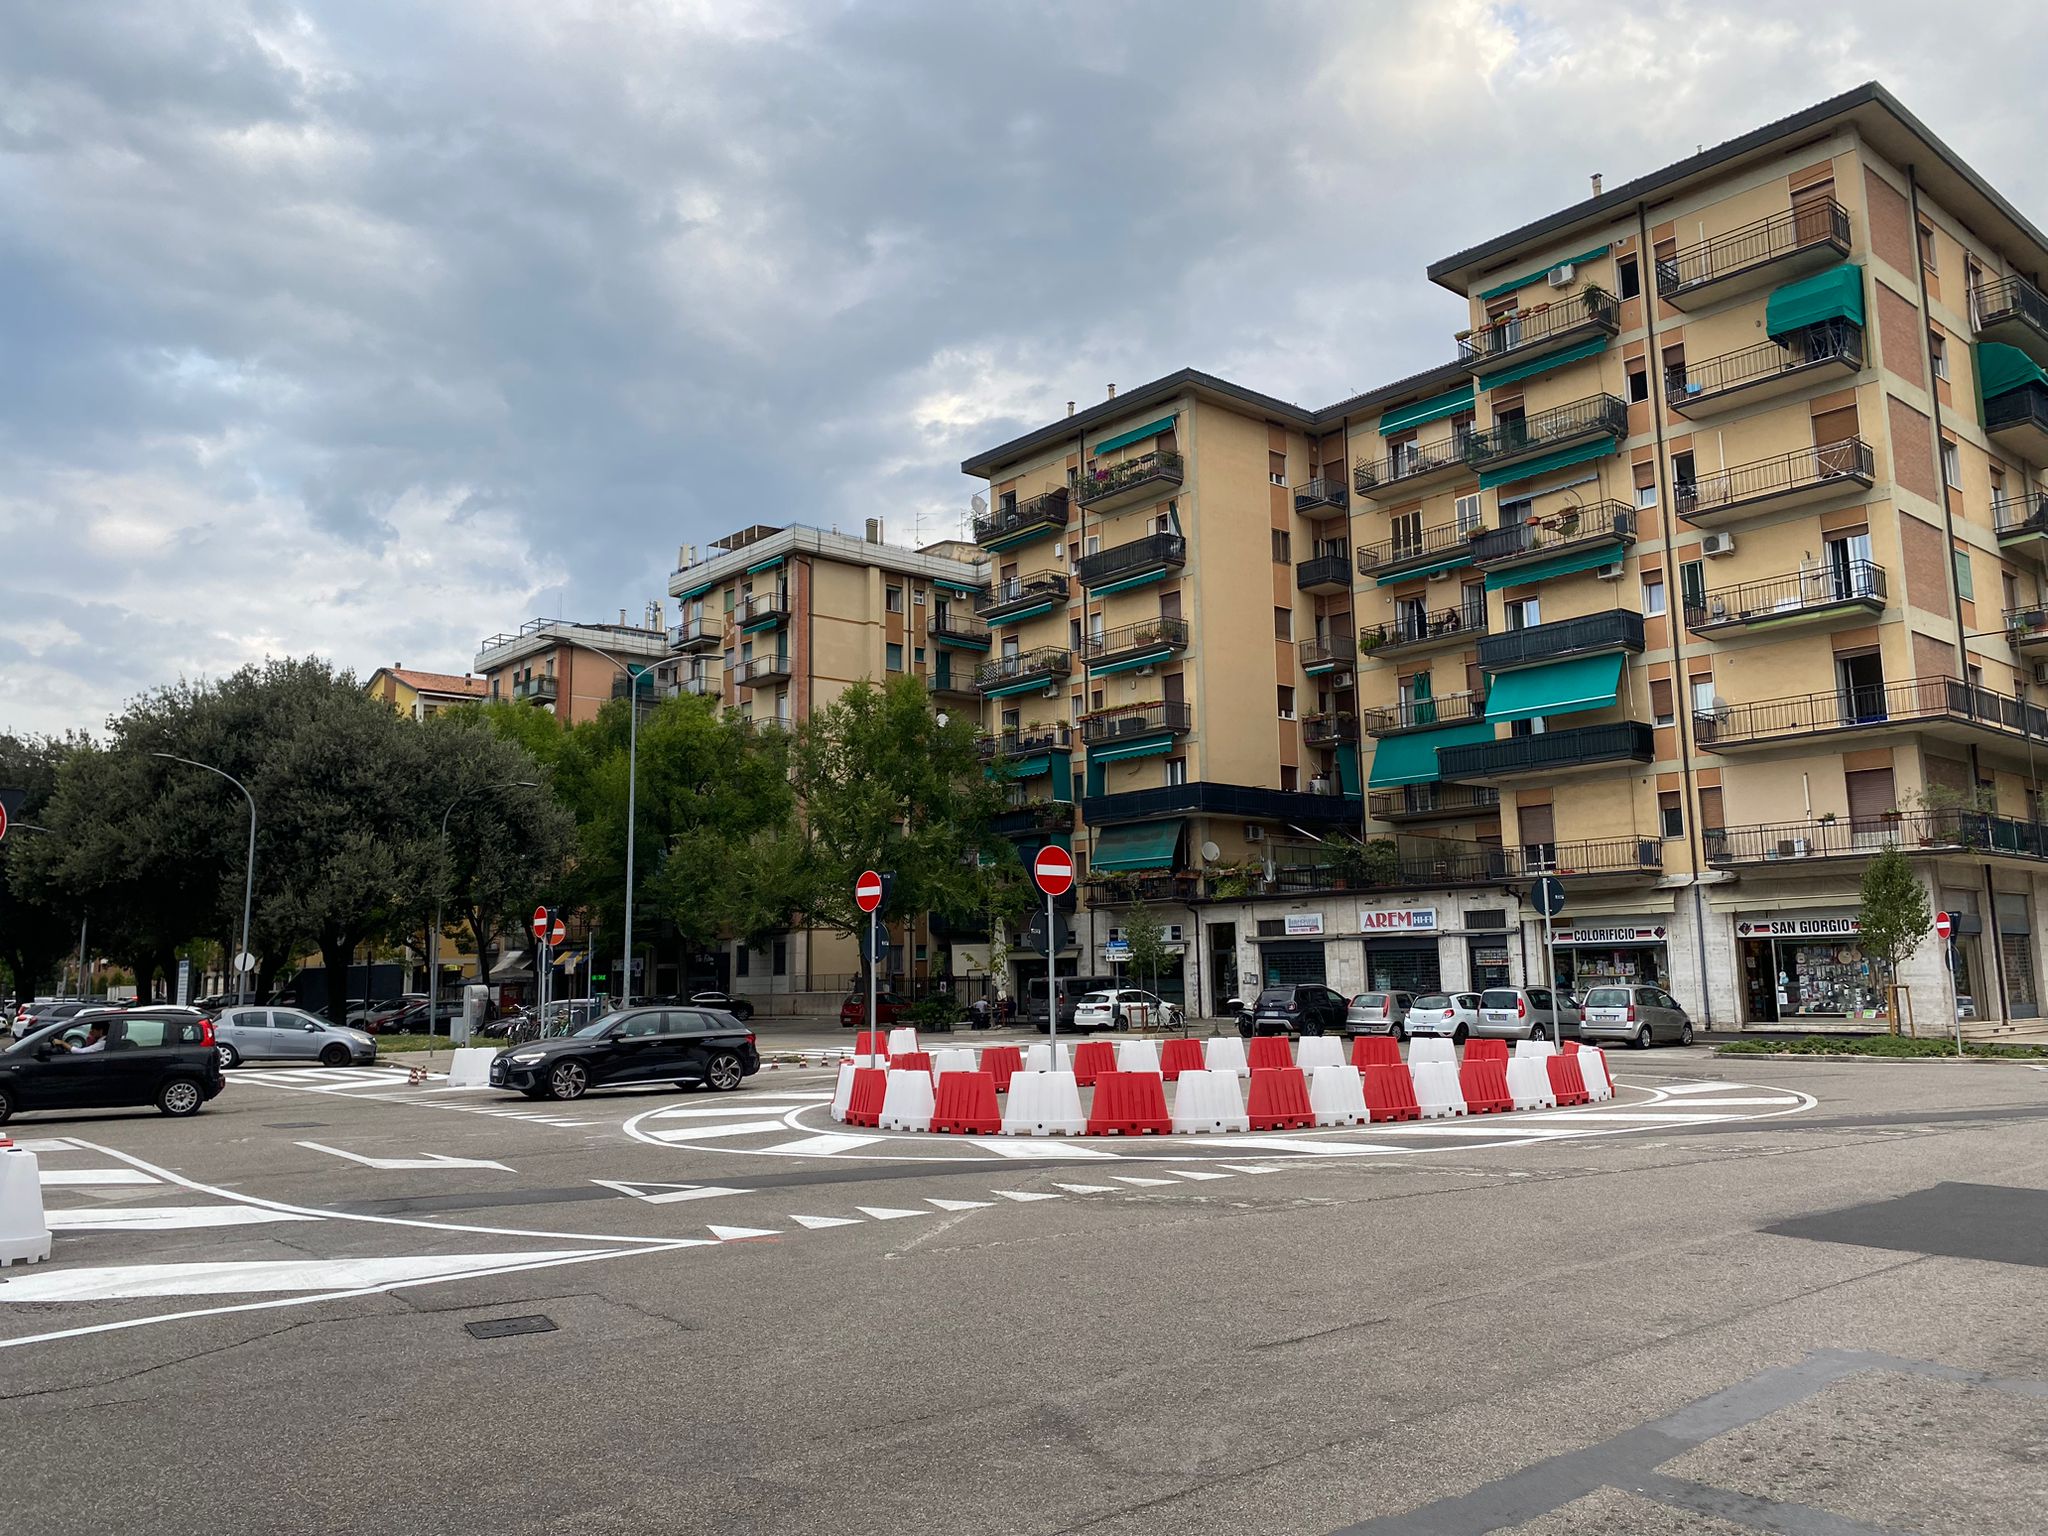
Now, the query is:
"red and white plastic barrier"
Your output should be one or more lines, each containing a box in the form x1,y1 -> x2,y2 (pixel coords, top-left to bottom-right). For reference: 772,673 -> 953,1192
1309,1064 -> 1368,1126
1171,1069 -> 1249,1133
878,1068 -> 936,1131
1000,1070 -> 1085,1136
1410,1060 -> 1467,1119
1297,1036 -> 1344,1072
1203,1035 -> 1250,1077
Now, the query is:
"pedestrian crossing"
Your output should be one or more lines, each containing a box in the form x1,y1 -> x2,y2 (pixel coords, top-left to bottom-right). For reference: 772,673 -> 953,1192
228,1064 -> 599,1127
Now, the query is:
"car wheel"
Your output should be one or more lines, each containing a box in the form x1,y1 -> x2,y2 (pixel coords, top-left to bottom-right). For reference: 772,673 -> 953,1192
157,1078 -> 204,1117
1680,1021 -> 1695,1046
0,1084 -> 13,1125
1452,1024 -> 1469,1045
705,1052 -> 745,1092
1635,1024 -> 1654,1050
318,1043 -> 350,1068
1394,1021 -> 1409,1042
217,1043 -> 240,1070
1529,1023 -> 1550,1042
548,1060 -> 589,1100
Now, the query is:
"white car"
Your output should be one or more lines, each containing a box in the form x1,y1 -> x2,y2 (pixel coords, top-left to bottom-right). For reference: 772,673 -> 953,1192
1070,989 -> 1183,1032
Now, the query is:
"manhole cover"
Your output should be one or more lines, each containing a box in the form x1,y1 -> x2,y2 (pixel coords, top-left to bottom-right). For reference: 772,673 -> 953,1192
465,1315 -> 558,1340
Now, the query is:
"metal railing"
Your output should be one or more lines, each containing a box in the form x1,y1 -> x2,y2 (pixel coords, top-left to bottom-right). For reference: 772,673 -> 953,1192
974,486 -> 1069,544
1078,700 -> 1191,746
672,670 -> 721,699
978,723 -> 1072,758
1694,675 -> 2048,748
1076,533 -> 1187,588
1471,502 -> 1634,566
1078,617 -> 1190,664
1462,393 -> 1629,470
1294,477 -> 1349,514
2006,607 -> 2048,646
1301,711 -> 1360,747
1986,382 -> 2048,439
1437,722 -> 1654,779
1992,490 -> 2048,540
1516,837 -> 1662,877
1361,599 -> 1488,654
1971,273 -> 2048,338
1667,322 -> 1863,404
975,647 -> 1073,691
1675,438 -> 1874,520
1354,430 -> 1472,495
1074,449 -> 1184,507
1368,783 -> 1500,821
1295,551 -> 1352,590
736,589 -> 790,626
1708,811 -> 2048,865
976,570 -> 1068,617
511,674 -> 557,702
1356,518 -> 1478,575
992,798 -> 1075,834
1478,609 -> 1643,670
1082,871 -> 1203,904
1363,691 -> 1487,735
1459,289 -> 1620,364
1299,634 -> 1358,671
1685,561 -> 1886,631
927,612 -> 992,646
730,653 -> 793,686
1080,780 -> 1360,827
1656,197 -> 1851,299
670,615 -> 725,650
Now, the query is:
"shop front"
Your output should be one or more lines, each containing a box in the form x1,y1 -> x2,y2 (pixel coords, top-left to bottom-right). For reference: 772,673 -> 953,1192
1357,906 -> 1442,993
1548,920 -> 1669,994
1467,938 -> 1511,991
1257,913 -> 1329,987
1735,910 -> 1886,1025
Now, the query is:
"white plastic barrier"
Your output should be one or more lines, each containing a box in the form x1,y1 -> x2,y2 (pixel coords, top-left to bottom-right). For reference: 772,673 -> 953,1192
1408,1038 -> 1455,1069
1513,1038 -> 1558,1059
929,1047 -> 978,1079
1000,1070 -> 1085,1136
830,1061 -> 859,1122
1410,1060 -> 1468,1120
886,1026 -> 920,1057
444,1047 -> 497,1089
1297,1036 -> 1344,1072
1022,1041 -> 1072,1074
1115,1038 -> 1162,1074
1505,1055 -> 1558,1111
1203,1034 -> 1250,1078
1308,1064 -> 1369,1126
1171,1069 -> 1251,1133
1577,1046 -> 1615,1101
0,1149 -> 51,1267
877,1069 -> 936,1131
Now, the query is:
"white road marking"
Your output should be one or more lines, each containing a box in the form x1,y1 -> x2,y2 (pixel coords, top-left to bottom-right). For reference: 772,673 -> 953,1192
1219,1164 -> 1285,1174
10,1138 -> 77,1154
40,1169 -> 157,1186
646,1104 -> 814,1119
646,1121 -> 790,1143
1053,1183 -> 1121,1194
45,1205 -> 321,1231
589,1180 -> 745,1205
1181,1137 -> 1385,1155
789,1214 -> 862,1230
926,1198 -> 992,1211
992,1190 -> 1061,1202
855,1206 -> 928,1221
1110,1175 -> 1175,1187
1623,1095 -> 1801,1106
971,1139 -> 1118,1160
1656,1081 -> 1762,1095
1336,1124 -> 1587,1139
707,1225 -> 779,1241
297,1142 -> 512,1172
0,1251 -> 609,1303
762,1133 -> 885,1156
1515,1111 -> 1742,1125
1165,1169 -> 1233,1181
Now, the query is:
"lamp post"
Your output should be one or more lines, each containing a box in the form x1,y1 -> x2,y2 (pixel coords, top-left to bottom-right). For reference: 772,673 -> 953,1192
582,643 -> 651,1004
152,753 -> 257,1005
432,780 -> 538,1044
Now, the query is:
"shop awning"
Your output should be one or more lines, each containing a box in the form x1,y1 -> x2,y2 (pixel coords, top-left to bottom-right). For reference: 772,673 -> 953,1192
1366,721 -> 1495,788
1091,414 -> 1176,456
1482,542 -> 1626,590
1476,246 -> 1611,301
986,601 -> 1054,626
1089,737 -> 1174,764
1979,341 -> 2048,401
1377,384 -> 1476,437
1476,335 -> 1610,393
1375,553 -> 1474,587
1478,437 -> 1618,491
1483,653 -> 1624,723
1091,819 -> 1183,873
1765,262 -> 1864,339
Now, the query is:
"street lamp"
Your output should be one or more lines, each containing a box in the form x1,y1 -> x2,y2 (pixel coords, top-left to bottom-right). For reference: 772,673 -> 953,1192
152,753 -> 257,1005
431,780 -> 538,1043
581,643 -> 652,1004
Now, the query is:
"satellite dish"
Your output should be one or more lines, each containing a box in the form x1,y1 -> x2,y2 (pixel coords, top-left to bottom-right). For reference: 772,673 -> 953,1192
971,493 -> 988,515
1199,840 -> 1221,863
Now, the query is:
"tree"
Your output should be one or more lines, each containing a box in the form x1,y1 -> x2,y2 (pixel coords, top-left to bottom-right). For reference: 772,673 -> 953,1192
1859,845 -> 1932,1036
0,732 -> 86,996
1121,900 -> 1172,1012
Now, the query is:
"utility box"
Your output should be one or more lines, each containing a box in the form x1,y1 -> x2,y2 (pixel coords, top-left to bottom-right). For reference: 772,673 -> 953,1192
458,983 -> 490,1046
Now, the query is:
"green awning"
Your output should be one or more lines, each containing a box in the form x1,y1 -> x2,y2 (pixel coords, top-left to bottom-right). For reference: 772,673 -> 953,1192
986,601 -> 1054,626
746,555 -> 785,574
1094,568 -> 1173,595
1089,737 -> 1174,764
1765,262 -> 1864,339
1477,246 -> 1612,302
675,579 -> 716,602
984,524 -> 1060,554
1478,437 -> 1618,491
984,675 -> 1060,699
1091,415 -> 1176,456
1482,653 -> 1623,723
934,578 -> 982,597
1366,722 -> 1495,788
740,616 -> 786,634
1335,743 -> 1362,797
1091,819 -> 1184,873
1476,335 -> 1610,393
1375,552 -> 1474,587
1979,341 -> 2048,401
1088,648 -> 1175,677
1006,755 -> 1051,779
1482,542 -> 1626,590
1377,385 -> 1476,437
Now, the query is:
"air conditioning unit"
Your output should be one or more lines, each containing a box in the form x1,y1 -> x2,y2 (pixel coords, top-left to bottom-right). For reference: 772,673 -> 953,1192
1428,566 -> 1454,581
1548,263 -> 1575,287
1243,825 -> 1266,843
1595,561 -> 1625,581
1702,531 -> 1737,557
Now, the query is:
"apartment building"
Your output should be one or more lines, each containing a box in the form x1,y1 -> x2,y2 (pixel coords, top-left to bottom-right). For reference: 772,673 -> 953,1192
473,617 -> 673,725
363,665 -> 489,720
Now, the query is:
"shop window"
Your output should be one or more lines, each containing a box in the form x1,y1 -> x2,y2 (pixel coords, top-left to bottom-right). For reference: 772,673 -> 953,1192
1997,893 -> 2039,1019
1658,790 -> 1683,839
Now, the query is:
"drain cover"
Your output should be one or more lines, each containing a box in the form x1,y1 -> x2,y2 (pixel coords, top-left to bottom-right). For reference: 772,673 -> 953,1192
465,1315 -> 558,1340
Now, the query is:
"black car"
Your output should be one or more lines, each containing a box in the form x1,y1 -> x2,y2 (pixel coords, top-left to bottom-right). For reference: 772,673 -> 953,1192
488,1005 -> 760,1101
685,991 -> 754,1023
1242,984 -> 1350,1038
0,1009 -> 226,1123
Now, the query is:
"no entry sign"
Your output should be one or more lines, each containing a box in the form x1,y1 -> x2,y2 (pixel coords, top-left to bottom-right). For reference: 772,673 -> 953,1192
532,905 -> 551,941
550,917 -> 567,947
1033,844 -> 1074,898
1934,911 -> 1953,941
855,869 -> 884,914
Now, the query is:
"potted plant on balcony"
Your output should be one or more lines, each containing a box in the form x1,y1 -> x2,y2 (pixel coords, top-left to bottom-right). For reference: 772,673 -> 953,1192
1359,629 -> 1386,654
1578,282 -> 1613,318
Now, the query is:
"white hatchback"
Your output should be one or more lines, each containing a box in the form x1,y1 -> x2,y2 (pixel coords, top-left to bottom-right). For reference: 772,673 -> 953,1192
1070,989 -> 1183,1032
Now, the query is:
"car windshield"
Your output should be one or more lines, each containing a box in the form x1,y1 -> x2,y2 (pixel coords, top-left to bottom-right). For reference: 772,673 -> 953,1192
1414,994 -> 1453,1010
1584,988 -> 1632,1007
1255,990 -> 1295,1007
1356,993 -> 1389,1008
1077,993 -> 1110,1005
571,1011 -> 629,1038
1481,989 -> 1520,1009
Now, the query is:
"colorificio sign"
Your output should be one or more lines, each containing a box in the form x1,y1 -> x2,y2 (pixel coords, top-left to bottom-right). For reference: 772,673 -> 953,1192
1357,908 -> 1438,933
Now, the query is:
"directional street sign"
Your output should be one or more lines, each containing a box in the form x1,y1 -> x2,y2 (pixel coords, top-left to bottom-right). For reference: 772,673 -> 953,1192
1033,845 -> 1074,898
855,869 -> 884,914
1530,876 -> 1567,917
532,905 -> 551,941
1935,910 -> 1954,941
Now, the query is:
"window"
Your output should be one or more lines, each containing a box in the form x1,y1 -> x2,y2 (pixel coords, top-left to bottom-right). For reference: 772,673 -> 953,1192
1672,450 -> 1696,490
1085,534 -> 1100,557
1930,330 -> 1949,381
1626,361 -> 1649,404
1650,678 -> 1675,726
772,939 -> 787,977
1698,786 -> 1724,832
1641,573 -> 1666,616
885,586 -> 903,613
1280,765 -> 1299,791
1953,548 -> 1975,600
1454,493 -> 1483,534
913,646 -> 927,667
1277,685 -> 1296,720
1918,220 -> 1938,272
1274,606 -> 1294,642
1269,451 -> 1288,486
1679,559 -> 1705,615
886,642 -> 904,671
736,946 -> 750,978
1506,596 -> 1540,630
1691,676 -> 1717,718
1941,440 -> 1961,489
1617,254 -> 1641,301
1390,508 -> 1424,557
1498,495 -> 1533,528
1069,617 -> 1083,650
1164,756 -> 1187,787
1659,790 -> 1683,839
1272,528 -> 1291,564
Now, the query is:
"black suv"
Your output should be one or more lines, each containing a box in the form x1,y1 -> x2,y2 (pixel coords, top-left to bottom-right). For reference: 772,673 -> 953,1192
0,1009 -> 226,1123
1241,984 -> 1349,1038
489,1005 -> 760,1100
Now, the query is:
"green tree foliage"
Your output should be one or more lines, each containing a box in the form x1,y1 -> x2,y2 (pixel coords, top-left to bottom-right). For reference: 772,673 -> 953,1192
0,732 -> 86,996
1858,844 -> 1932,1032
1121,901 -> 1171,997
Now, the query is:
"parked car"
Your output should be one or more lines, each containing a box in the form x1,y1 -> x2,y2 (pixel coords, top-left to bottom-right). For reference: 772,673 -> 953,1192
687,991 -> 754,1023
840,992 -> 909,1029
1404,992 -> 1485,1042
1578,985 -> 1693,1048
1071,989 -> 1183,1032
489,1006 -> 760,1100
1242,983 -> 1350,1038
11,999 -> 95,1040
363,994 -> 427,1033
1344,991 -> 1415,1039
1476,986 -> 1579,1042
211,1006 -> 378,1069
382,997 -> 464,1034
0,1010 -> 225,1123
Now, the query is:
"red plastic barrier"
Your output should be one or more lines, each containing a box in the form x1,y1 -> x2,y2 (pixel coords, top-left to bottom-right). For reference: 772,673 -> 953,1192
929,1071 -> 1002,1134
1462,1038 -> 1509,1064
890,1050 -> 932,1077
979,1045 -> 1024,1093
1545,1054 -> 1590,1107
1084,1070 -> 1171,1136
1071,1039 -> 1116,1086
1363,1063 -> 1421,1123
843,1067 -> 889,1127
1562,1039 -> 1581,1053
1160,1037 -> 1206,1080
854,1030 -> 889,1058
1459,1058 -> 1512,1113
1351,1035 -> 1400,1070
1248,1036 -> 1295,1073
1246,1066 -> 1315,1130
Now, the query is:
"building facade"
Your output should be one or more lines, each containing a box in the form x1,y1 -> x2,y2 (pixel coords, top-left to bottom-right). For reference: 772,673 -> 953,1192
474,618 -> 673,726
364,665 -> 490,720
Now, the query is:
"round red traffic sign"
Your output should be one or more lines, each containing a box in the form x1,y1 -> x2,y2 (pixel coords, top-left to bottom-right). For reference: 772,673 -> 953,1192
0,801 -> 8,843
854,869 -> 884,914
1935,911 -> 1953,940
550,918 -> 567,947
1033,844 -> 1074,897
532,905 -> 550,941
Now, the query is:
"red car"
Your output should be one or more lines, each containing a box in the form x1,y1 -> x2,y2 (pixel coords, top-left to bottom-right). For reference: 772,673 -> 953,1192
839,992 -> 909,1029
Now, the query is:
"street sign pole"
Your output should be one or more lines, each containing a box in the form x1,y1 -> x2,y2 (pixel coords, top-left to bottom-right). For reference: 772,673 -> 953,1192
1529,876 -> 1566,1041
855,870 -> 884,1059
869,907 -> 879,1058
1936,910 -> 1961,1058
1046,885 -> 1058,1071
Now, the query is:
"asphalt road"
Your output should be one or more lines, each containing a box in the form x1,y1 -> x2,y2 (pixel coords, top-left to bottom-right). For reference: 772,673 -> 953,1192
7,1045 -> 2047,1534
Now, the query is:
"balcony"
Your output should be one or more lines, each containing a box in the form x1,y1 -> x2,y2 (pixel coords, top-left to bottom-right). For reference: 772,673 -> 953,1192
991,798 -> 1075,836
1471,501 -> 1635,576
2007,607 -> 2048,653
1074,450 -> 1184,513
977,570 -> 1068,625
977,722 -> 1072,760
1462,393 -> 1629,477
1477,610 -> 1643,672
1355,519 -> 1480,582
1081,779 -> 1360,827
511,675 -> 558,705
670,615 -> 725,653
731,653 -> 793,689
1076,532 -> 1187,591
1368,783 -> 1501,824
1685,561 -> 1887,638
1363,690 -> 1487,736
1078,700 -> 1192,747
1437,722 -> 1655,783
1459,288 -> 1621,372
1993,491 -> 2048,549
1299,633 -> 1358,677
1083,870 -> 1203,906
1353,431 -> 1473,499
926,611 -> 992,650
1675,439 -> 1875,527
928,665 -> 980,704
1515,837 -> 1663,883
1667,323 -> 1865,419
1694,676 -> 2048,754
1360,598 -> 1488,661
735,588 -> 790,632
1273,844 -> 1509,895
1707,811 -> 2048,869
975,646 -> 1073,697
1972,274 -> 2048,368
1302,710 -> 1360,748
1295,550 -> 1352,595
1985,382 -> 2048,464
1078,617 -> 1191,674
1294,477 -> 1350,520
1655,198 -> 1852,309
974,486 -> 1069,552
671,668 -> 722,702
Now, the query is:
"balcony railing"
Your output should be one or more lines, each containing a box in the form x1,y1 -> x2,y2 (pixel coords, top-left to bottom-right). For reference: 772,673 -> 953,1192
1361,598 -> 1488,657
731,653 -> 793,688
1294,477 -> 1349,517
1078,700 -> 1192,746
926,611 -> 992,648
1707,811 -> 2048,867
669,670 -> 721,700
1459,289 -> 1620,366
1675,438 -> 1874,523
1470,502 -> 1635,570
2006,607 -> 2048,650
1082,870 -> 1204,905
1477,609 -> 1643,671
1971,274 -> 2048,354
974,647 -> 1073,694
1666,323 -> 1863,415
1363,690 -> 1487,735
1355,518 -> 1479,578
991,798 -> 1075,835
511,675 -> 558,703
1299,634 -> 1357,674
1368,783 -> 1501,822
1078,617 -> 1191,669
670,615 -> 725,652
1353,430 -> 1473,498
1080,779 -> 1360,827
1302,711 -> 1360,748
1074,450 -> 1184,509
977,723 -> 1072,760
976,570 -> 1069,619
1515,837 -> 1663,879
1076,533 -> 1187,589
1694,676 -> 2048,750
1985,382 -> 2048,449
1296,551 -> 1352,593
1992,490 -> 2048,542
1437,722 -> 1654,781
1462,393 -> 1629,474
1684,561 -> 1887,633
974,486 -> 1069,547
1273,846 -> 1510,894
1655,198 -> 1851,304
929,666 -> 980,699
736,589 -> 790,628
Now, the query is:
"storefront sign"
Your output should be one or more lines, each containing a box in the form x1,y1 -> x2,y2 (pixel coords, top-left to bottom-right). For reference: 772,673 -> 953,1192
1358,908 -> 1438,933
1554,923 -> 1666,946
1736,913 -> 1861,938
1283,913 -> 1325,937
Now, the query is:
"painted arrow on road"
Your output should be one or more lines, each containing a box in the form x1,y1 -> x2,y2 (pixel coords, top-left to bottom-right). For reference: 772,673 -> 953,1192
297,1142 -> 512,1172
590,1180 -> 746,1204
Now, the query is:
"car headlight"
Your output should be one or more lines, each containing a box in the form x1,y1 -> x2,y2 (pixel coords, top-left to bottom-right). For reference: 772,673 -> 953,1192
509,1051 -> 545,1064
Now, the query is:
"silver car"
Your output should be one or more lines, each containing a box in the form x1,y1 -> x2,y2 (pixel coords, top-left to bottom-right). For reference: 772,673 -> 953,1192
1344,991 -> 1413,1038
1405,991 -> 1483,1041
212,1006 -> 378,1069
1475,986 -> 1579,1042
1579,984 -> 1693,1048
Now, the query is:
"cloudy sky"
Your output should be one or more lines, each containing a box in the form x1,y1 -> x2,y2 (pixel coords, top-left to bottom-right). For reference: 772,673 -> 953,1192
5,1 -> 2046,735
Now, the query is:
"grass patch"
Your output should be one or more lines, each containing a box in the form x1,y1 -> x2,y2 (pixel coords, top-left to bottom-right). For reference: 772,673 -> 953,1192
1718,1034 -> 2048,1060
371,1032 -> 458,1054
